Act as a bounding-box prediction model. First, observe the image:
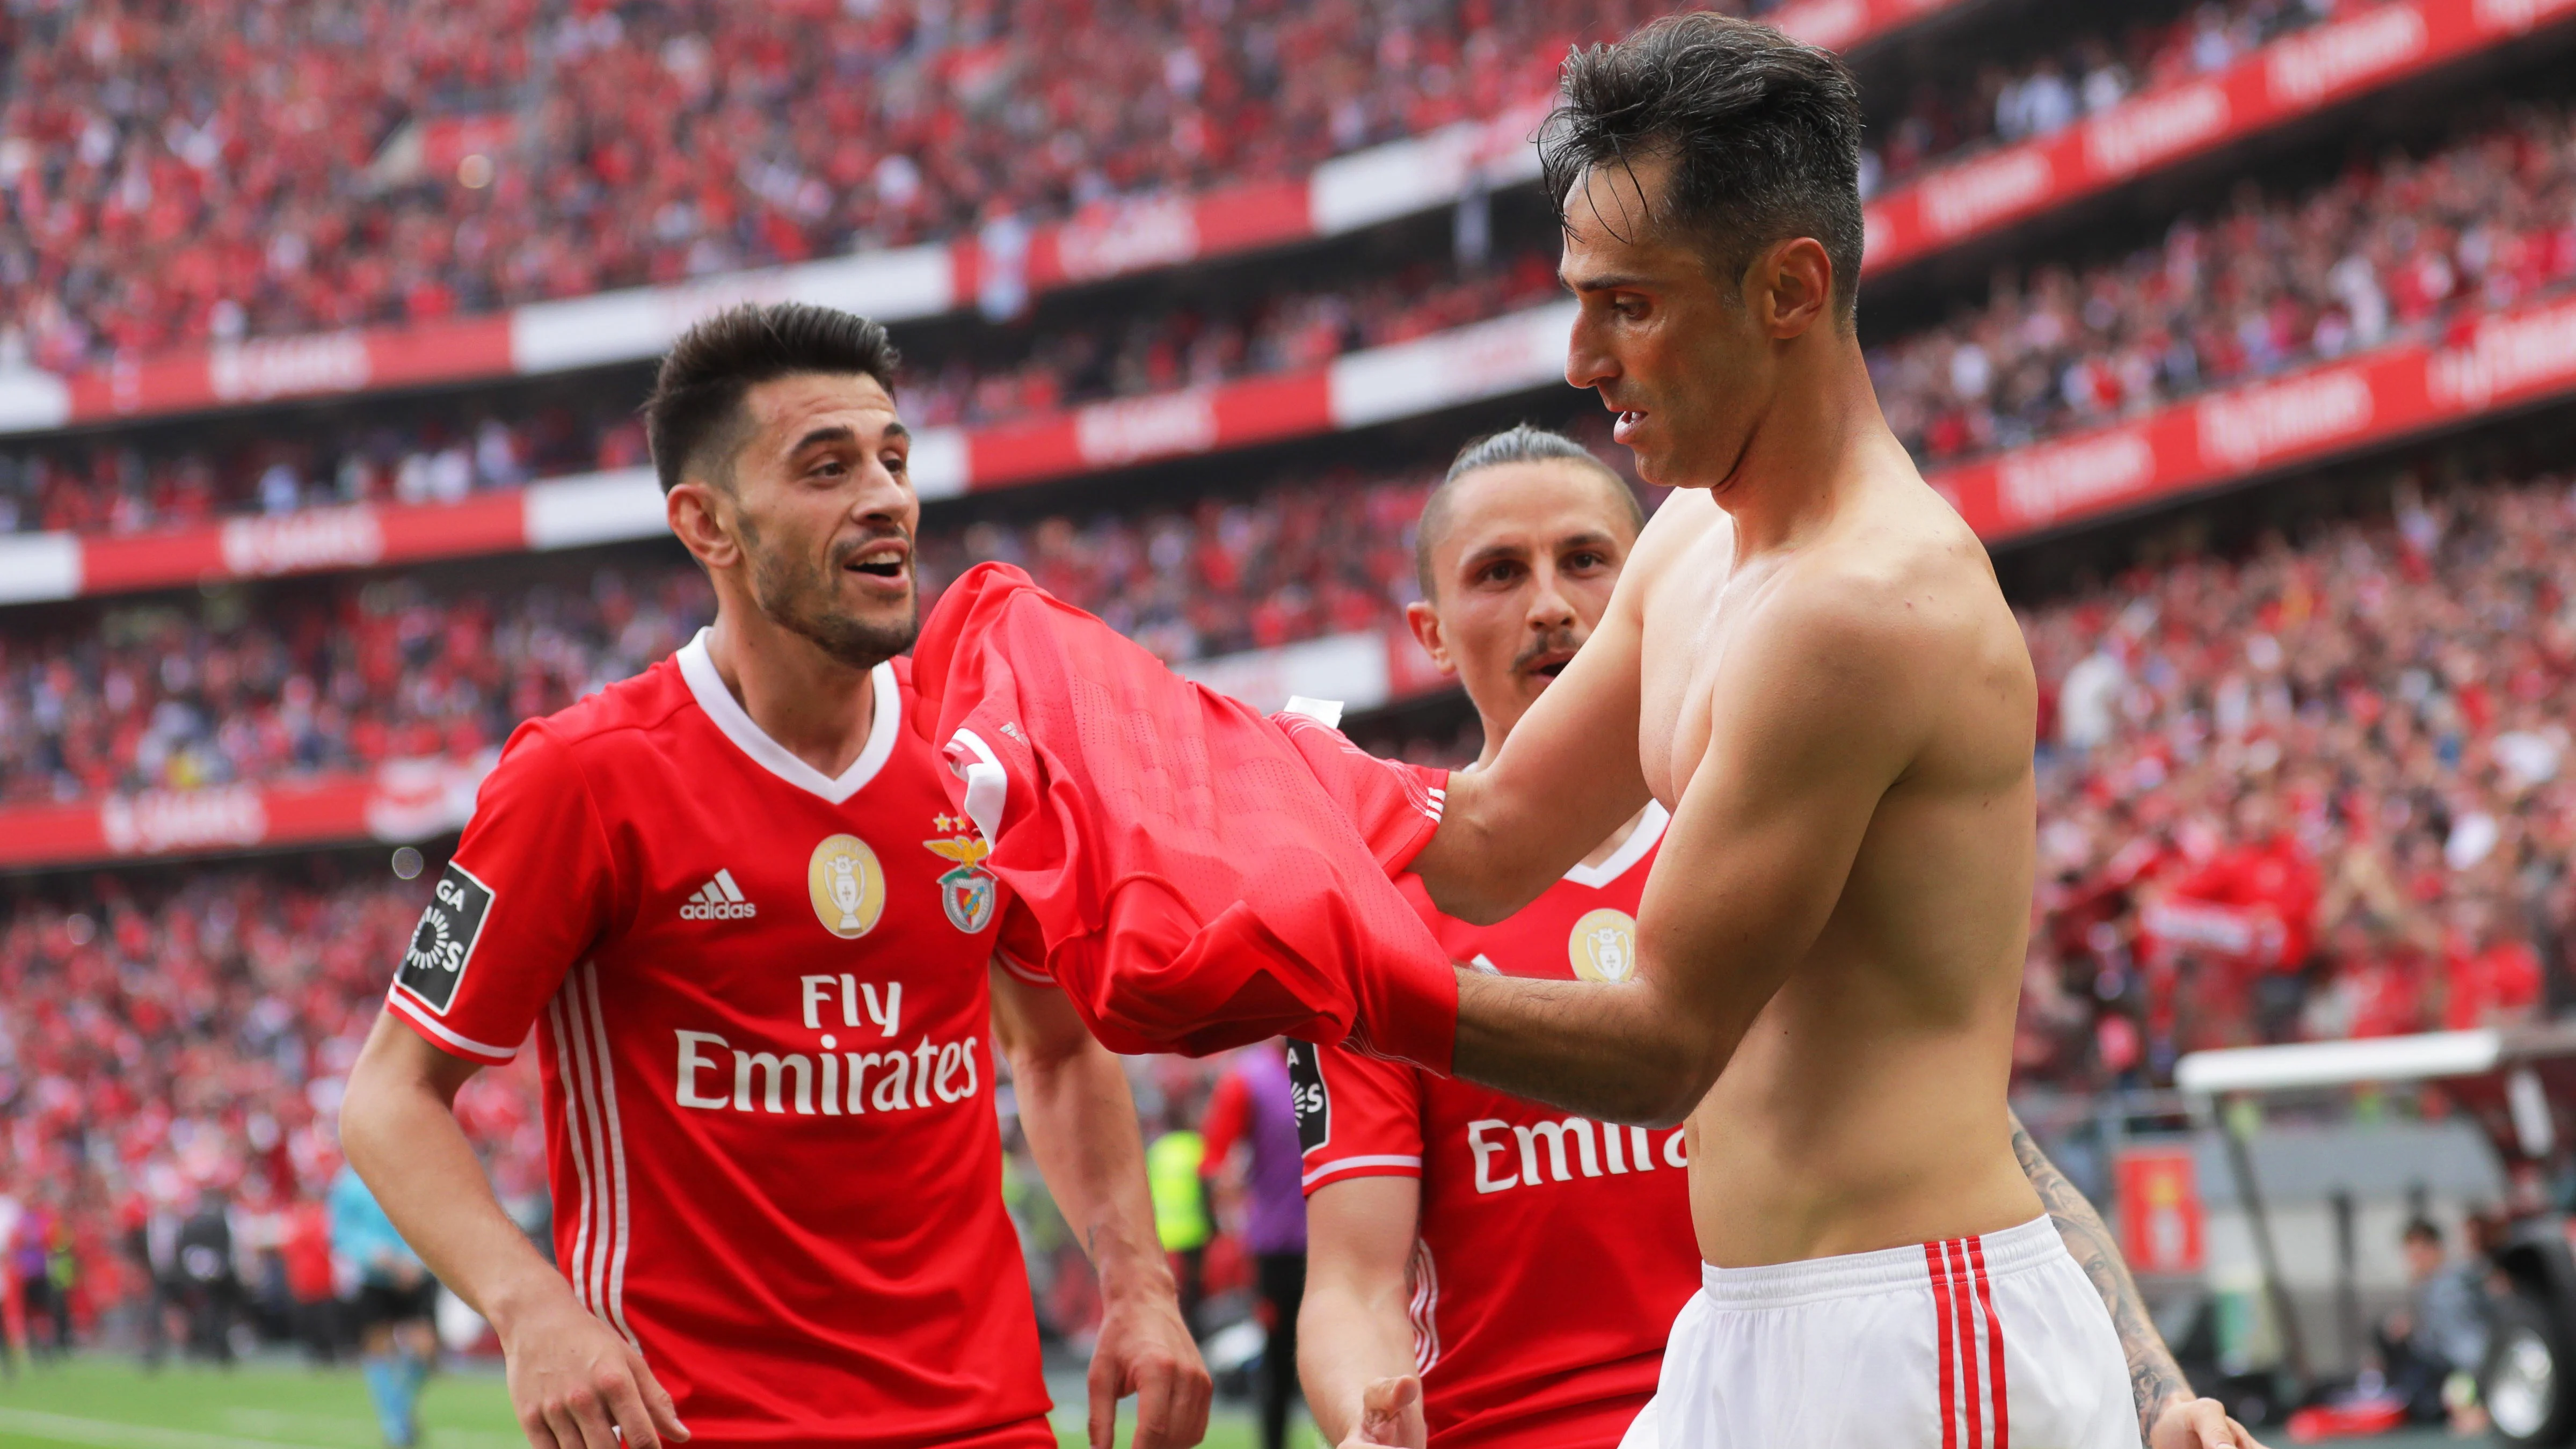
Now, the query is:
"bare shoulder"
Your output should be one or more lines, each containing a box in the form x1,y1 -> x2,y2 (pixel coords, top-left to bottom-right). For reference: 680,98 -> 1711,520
1749,480 -> 2029,728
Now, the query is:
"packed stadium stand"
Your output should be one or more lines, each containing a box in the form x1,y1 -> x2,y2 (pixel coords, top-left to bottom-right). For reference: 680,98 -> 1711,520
5,0 -> 2576,1368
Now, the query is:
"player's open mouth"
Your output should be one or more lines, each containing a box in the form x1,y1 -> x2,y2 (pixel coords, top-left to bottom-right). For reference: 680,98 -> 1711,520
1525,650 -> 1578,680
846,540 -> 911,588
1613,409 -> 1646,444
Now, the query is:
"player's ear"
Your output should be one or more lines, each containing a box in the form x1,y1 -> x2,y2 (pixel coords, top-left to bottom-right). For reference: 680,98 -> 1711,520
1404,599 -> 1458,678
666,478 -> 741,571
1759,236 -> 1833,341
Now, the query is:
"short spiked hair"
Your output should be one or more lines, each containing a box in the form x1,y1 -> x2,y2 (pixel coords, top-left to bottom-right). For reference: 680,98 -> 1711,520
1540,12 -> 1866,325
642,302 -> 901,493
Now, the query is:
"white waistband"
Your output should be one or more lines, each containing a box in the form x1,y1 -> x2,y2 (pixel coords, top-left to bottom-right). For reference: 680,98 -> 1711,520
1698,1215 -> 2063,1308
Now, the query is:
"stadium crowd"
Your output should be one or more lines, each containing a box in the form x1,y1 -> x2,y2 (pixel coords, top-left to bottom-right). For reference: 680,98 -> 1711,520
1861,0 -> 2364,195
2017,470 -> 2576,1087
0,869 -> 543,1351
0,465 -> 1432,803
1873,99 -> 2576,462
0,0 -> 1701,370
0,244 -> 1559,537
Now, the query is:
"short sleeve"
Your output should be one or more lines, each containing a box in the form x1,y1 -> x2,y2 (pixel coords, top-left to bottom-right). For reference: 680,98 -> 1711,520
385,722 -> 614,1065
1290,1036 -> 1424,1195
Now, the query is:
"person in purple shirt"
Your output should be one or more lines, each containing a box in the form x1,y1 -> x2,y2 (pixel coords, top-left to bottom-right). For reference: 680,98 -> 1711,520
1202,1040 -> 1307,1449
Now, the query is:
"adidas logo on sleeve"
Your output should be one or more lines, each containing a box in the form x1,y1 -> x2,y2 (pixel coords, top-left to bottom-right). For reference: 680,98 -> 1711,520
680,869 -> 759,921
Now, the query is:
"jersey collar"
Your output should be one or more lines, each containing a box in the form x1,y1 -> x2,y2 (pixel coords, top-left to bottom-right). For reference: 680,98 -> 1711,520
676,628 -> 901,804
1562,800 -> 1669,889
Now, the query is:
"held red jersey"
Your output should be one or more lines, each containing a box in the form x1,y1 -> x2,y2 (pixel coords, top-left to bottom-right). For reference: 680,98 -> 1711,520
1293,806 -> 1702,1449
384,633 -> 1052,1448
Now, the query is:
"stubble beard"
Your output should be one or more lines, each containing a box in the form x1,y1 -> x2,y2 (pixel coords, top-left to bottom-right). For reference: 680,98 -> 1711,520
744,520 -> 920,671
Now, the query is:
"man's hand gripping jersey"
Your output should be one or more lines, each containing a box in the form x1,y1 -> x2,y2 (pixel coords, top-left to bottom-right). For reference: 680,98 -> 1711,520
910,562 -> 1458,1069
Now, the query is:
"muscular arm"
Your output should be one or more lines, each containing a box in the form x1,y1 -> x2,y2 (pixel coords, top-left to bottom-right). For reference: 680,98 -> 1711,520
2010,1115 -> 2265,1449
342,1014 -> 686,1449
989,966 -> 1209,1449
1451,582 -> 1925,1125
1299,1177 -> 1426,1446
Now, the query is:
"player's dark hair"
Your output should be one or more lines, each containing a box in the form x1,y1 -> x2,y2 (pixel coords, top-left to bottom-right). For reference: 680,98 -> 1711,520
643,302 -> 901,494
2402,1217 -> 2443,1246
1540,11 -> 1866,326
1415,425 -> 1644,598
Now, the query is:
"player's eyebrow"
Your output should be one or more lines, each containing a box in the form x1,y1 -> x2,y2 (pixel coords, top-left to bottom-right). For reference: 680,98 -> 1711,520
1554,529 -> 1620,552
1559,268 -> 1653,295
789,420 -> 908,457
1458,540 -> 1533,576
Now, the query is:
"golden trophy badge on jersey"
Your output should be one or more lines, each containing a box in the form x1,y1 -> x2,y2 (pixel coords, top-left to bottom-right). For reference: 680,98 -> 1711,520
809,834 -> 888,939
1568,907 -> 1640,984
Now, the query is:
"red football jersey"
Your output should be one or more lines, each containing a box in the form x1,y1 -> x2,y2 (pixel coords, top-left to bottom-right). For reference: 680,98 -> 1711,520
1294,806 -> 1702,1449
384,632 -> 1052,1447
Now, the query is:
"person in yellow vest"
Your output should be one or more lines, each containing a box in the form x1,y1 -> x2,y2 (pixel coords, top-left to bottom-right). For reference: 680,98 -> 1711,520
1146,1122 -> 1212,1337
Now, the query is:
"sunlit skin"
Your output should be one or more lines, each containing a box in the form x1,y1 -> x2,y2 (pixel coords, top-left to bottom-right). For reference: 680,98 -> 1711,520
1402,154 -> 2259,1449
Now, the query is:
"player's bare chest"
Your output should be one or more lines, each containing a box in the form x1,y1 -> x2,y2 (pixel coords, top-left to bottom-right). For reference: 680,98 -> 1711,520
1636,539 -> 1765,804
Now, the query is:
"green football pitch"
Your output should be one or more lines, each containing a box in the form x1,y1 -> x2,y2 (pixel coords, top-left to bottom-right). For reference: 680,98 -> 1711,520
0,1358 -> 1319,1449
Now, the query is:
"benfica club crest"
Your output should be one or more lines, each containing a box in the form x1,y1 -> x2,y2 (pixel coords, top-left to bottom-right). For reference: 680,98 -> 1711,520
923,817 -> 999,934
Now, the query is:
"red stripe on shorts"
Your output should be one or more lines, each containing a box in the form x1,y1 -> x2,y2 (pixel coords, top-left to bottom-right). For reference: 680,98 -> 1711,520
1948,1239 -> 1984,1449
1926,1241 -> 1958,1449
1969,1234 -> 2011,1449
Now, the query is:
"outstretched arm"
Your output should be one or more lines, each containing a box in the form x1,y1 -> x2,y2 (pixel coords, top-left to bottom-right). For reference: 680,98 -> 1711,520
2009,1115 -> 2266,1449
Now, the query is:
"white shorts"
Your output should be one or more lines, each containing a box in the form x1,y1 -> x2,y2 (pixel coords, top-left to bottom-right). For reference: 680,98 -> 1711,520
1618,1215 -> 2133,1449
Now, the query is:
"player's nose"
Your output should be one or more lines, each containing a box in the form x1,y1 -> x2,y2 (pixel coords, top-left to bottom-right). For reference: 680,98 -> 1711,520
1565,313 -> 1616,392
1526,569 -> 1578,630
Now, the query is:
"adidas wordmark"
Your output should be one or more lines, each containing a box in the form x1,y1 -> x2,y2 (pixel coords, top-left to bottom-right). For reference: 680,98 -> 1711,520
680,868 -> 759,921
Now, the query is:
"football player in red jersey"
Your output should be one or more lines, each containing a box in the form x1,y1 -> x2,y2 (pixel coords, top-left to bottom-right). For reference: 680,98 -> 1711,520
339,303 -> 1209,1449
1297,427 -> 2250,1449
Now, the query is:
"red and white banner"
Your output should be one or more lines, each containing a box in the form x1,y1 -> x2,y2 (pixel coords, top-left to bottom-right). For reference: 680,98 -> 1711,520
0,3 -> 1978,438
1930,289 -> 2576,539
2,303 -> 1579,604
0,755 -> 492,870
1862,0 -> 2576,273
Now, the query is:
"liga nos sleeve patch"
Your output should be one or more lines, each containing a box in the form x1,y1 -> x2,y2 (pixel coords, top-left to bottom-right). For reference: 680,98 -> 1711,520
1286,1038 -> 1330,1152
398,862 -> 496,1015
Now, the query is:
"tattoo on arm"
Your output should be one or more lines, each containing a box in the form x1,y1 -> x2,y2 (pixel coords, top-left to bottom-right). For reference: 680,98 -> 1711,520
2011,1115 -> 2187,1438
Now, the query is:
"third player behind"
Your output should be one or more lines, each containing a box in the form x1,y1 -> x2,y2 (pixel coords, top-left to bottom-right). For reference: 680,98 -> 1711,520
1300,427 -> 2257,1449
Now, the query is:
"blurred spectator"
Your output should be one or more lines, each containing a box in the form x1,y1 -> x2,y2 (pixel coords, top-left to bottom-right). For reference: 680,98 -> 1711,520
330,1163 -> 438,1448
2375,1217 -> 2490,1426
1199,1042 -> 1307,1449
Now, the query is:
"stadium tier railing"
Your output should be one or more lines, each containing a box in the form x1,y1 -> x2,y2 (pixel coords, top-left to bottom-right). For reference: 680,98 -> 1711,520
1861,0 -> 2576,274
11,274 -> 2576,605
0,0 -> 2030,438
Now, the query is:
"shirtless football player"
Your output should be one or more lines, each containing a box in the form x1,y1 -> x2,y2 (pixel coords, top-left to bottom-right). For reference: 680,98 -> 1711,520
1393,17 -> 2262,1448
